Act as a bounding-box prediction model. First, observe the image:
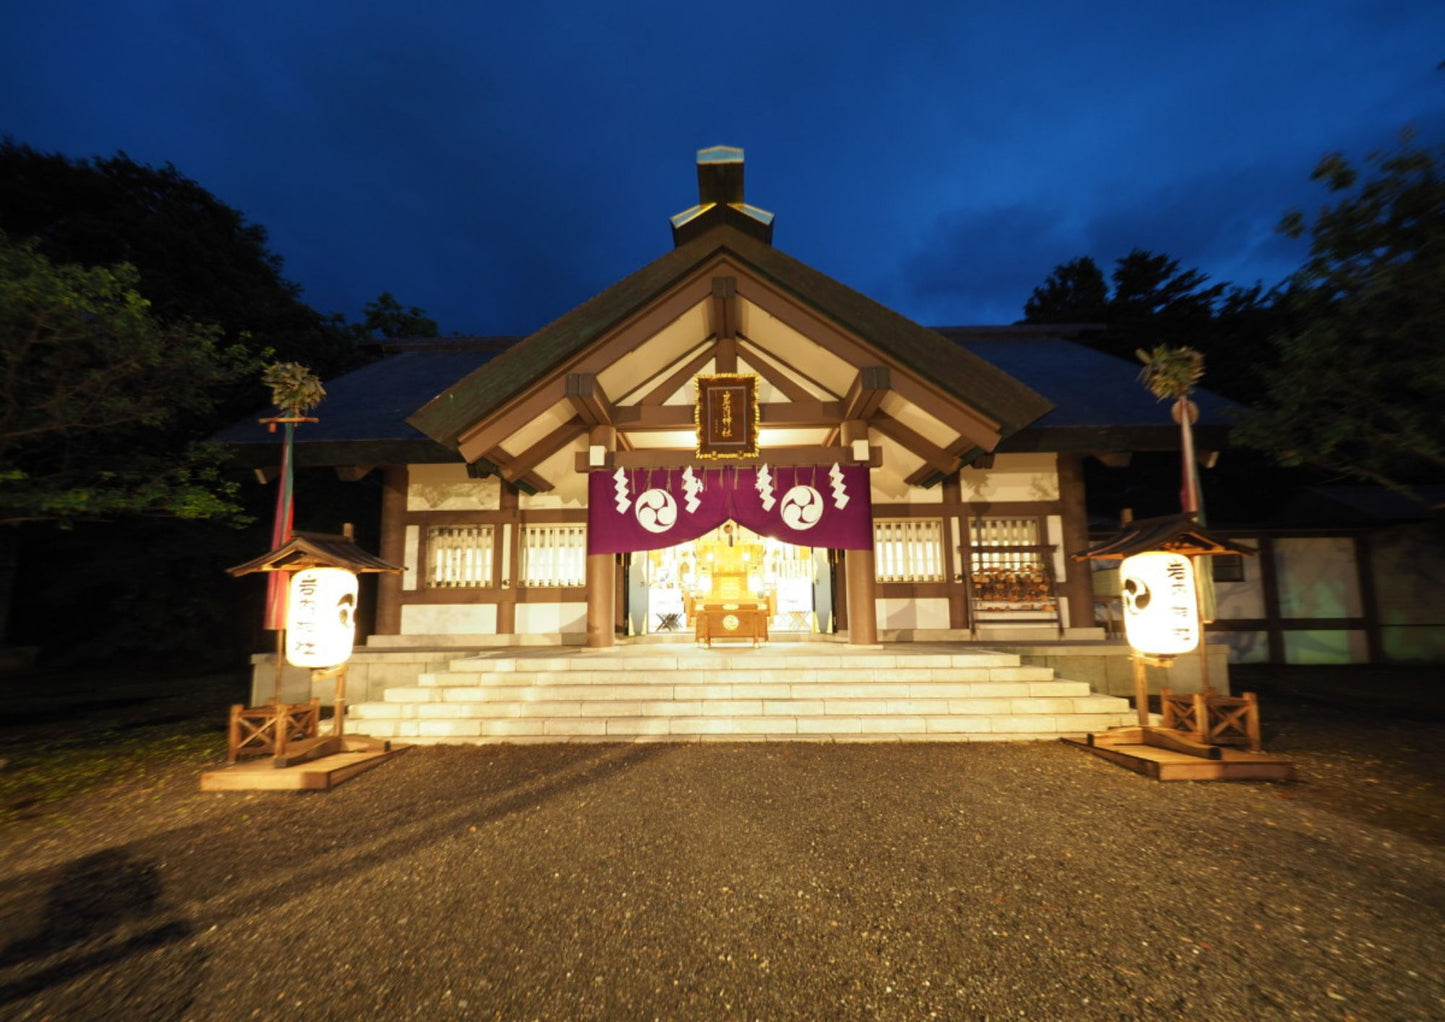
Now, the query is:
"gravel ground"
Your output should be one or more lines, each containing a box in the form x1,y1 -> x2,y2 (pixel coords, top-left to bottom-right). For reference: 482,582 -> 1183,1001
0,695 -> 1441,1021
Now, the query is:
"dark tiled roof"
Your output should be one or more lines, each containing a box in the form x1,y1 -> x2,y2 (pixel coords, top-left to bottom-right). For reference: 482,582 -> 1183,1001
213,348 -> 507,466
943,332 -> 1237,430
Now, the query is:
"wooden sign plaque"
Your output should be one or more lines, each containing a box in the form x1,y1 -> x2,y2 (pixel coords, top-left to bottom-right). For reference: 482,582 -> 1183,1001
695,373 -> 759,459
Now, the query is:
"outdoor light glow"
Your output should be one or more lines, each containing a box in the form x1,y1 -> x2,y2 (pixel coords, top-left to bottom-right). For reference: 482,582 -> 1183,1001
1119,551 -> 1199,657
285,567 -> 359,668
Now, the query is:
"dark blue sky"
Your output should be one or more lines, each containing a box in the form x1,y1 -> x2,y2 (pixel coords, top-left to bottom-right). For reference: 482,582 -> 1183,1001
5,1 -> 1442,334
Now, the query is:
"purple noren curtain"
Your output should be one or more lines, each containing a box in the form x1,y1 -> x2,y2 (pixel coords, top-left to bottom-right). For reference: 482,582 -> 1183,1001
587,464 -> 872,554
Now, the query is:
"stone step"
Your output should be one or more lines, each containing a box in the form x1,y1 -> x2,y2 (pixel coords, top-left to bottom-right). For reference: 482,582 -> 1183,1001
349,710 -> 1134,741
444,650 -> 1027,673
421,665 -> 1060,687
383,678 -> 1096,704
353,693 -> 1127,720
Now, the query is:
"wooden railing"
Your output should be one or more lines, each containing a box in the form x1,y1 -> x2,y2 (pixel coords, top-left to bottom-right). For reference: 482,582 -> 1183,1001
1160,689 -> 1261,752
227,699 -> 321,763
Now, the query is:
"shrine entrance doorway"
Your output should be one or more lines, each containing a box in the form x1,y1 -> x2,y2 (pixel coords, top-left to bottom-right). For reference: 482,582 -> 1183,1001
626,521 -> 835,637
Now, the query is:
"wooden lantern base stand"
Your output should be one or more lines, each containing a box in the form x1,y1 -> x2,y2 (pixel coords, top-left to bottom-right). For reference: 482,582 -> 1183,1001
225,665 -> 390,767
1063,654 -> 1294,781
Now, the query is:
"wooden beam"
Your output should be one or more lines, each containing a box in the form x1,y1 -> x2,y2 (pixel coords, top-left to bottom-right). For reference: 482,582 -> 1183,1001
842,366 -> 891,421
733,274 -> 1006,449
640,344 -> 715,405
576,446 -> 881,472
871,411 -> 955,477
710,276 -> 738,340
334,465 -> 375,482
735,337 -> 820,403
491,417 -> 588,492
565,373 -> 615,428
454,270 -> 717,456
712,277 -> 738,372
613,400 -> 843,431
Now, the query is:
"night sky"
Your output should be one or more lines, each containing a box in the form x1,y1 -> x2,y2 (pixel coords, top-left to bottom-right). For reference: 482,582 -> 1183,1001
5,1 -> 1442,335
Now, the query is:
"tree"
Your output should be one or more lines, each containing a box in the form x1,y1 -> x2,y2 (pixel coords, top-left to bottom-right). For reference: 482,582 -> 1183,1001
0,232 -> 260,648
358,292 -> 439,341
0,139 -> 360,379
1022,248 -> 1278,404
1023,256 -> 1108,323
0,231 -> 257,525
1235,136 -> 1445,503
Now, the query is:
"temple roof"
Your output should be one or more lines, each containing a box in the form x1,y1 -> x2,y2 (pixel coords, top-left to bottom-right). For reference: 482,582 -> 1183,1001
213,329 -> 1239,468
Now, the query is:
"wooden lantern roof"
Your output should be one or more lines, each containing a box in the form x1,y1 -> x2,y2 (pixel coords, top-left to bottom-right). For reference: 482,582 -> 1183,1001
1073,513 -> 1256,561
227,529 -> 403,577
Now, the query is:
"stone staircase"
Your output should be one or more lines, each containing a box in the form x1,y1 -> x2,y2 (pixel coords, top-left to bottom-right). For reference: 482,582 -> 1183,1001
348,644 -> 1136,743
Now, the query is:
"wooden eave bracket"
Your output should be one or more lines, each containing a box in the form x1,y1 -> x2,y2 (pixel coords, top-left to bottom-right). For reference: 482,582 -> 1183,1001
565,373 -> 616,429
841,366 -> 890,421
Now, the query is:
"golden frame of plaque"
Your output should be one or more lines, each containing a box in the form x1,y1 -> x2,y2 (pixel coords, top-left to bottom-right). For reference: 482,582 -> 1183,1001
694,373 -> 760,459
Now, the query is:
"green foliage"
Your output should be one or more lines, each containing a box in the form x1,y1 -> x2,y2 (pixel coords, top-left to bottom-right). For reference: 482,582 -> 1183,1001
1235,136 -> 1445,501
261,361 -> 326,417
1023,257 -> 1108,323
0,231 -> 260,525
1136,345 -> 1204,402
0,139 -> 362,379
359,291 -> 440,340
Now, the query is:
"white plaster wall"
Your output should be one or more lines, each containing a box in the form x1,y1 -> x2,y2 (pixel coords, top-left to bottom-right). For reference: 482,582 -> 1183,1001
515,601 -> 587,635
1284,629 -> 1368,664
1220,630 -> 1271,664
1212,544 -> 1266,620
401,604 -> 498,634
959,453 -> 1059,502
875,597 -> 951,630
1275,537 -> 1361,618
406,463 -> 501,511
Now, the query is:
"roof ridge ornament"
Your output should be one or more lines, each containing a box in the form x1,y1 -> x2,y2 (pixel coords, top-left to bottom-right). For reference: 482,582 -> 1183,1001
670,145 -> 775,247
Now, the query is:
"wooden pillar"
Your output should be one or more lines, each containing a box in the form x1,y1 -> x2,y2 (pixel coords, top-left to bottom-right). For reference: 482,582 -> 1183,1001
1257,535 -> 1286,663
1056,453 -> 1096,630
1354,532 -> 1383,662
840,419 -> 878,646
375,465 -> 407,635
943,475 -> 968,629
496,482 -> 519,635
586,425 -> 616,648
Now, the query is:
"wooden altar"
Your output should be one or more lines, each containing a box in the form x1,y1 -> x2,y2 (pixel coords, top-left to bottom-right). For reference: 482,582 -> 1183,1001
688,565 -> 774,647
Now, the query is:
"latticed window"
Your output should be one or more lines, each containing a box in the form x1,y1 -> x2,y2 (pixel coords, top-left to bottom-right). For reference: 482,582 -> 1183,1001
968,517 -> 1055,609
521,524 -> 587,587
873,518 -> 945,582
427,525 -> 495,588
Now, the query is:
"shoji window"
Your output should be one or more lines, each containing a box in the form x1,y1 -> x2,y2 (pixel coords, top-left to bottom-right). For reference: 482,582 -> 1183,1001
873,518 -> 946,582
521,524 -> 587,587
426,525 -> 495,588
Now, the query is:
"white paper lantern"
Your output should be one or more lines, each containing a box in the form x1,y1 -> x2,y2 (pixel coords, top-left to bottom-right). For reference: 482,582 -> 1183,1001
285,567 -> 359,668
1119,551 -> 1199,657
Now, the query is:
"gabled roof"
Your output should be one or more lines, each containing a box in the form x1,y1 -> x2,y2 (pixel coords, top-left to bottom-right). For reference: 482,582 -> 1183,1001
1074,513 -> 1257,560
213,329 -> 1241,468
407,223 -> 1054,452
227,530 -> 403,576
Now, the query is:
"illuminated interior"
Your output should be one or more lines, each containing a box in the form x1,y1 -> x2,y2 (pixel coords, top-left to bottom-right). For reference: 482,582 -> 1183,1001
636,521 -> 823,633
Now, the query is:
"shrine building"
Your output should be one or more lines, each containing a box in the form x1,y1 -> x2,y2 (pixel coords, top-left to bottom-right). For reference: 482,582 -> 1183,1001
219,146 -> 1243,741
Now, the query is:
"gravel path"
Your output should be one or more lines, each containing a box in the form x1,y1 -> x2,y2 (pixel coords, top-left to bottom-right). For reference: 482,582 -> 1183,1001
1,728 -> 1441,1020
